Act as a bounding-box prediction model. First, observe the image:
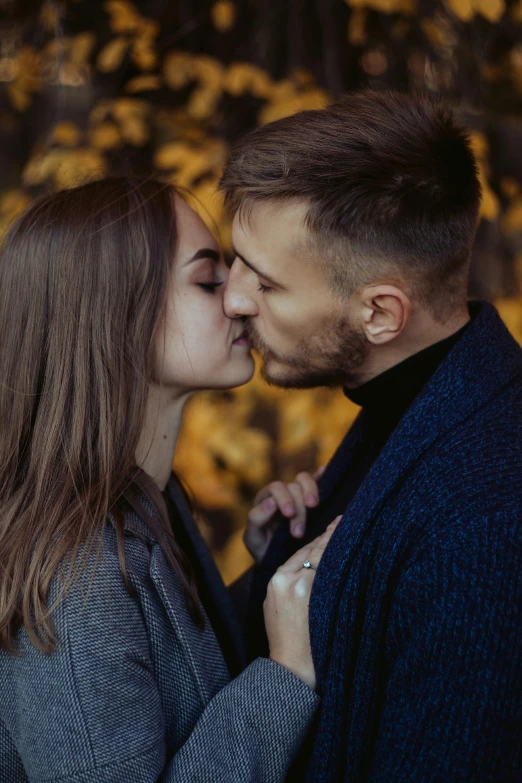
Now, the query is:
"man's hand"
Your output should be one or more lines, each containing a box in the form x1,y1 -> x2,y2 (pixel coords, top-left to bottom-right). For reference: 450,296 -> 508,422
245,466 -> 326,563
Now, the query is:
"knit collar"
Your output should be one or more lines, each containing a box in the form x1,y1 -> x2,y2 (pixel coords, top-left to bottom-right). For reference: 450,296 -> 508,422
344,313 -> 472,417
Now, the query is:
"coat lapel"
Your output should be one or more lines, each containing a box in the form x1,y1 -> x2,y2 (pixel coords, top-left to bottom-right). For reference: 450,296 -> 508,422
120,476 -> 231,699
310,301 -> 522,686
166,476 -> 247,670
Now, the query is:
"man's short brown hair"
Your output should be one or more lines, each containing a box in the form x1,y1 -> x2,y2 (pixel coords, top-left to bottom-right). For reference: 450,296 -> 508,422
219,90 -> 482,321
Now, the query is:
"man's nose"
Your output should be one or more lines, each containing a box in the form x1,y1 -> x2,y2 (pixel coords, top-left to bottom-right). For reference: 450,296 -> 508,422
223,259 -> 258,319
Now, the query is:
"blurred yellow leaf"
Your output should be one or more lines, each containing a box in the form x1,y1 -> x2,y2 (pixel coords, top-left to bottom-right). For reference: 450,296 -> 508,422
70,32 -> 97,65
421,18 -> 456,50
512,0 -> 522,21
111,97 -> 149,120
97,37 -> 129,72
193,56 -> 224,91
7,83 -> 32,112
126,75 -> 162,93
89,122 -> 122,150
44,37 -> 71,59
478,169 -> 500,221
7,47 -> 40,112
224,63 -> 272,98
348,9 -> 367,46
278,388 -> 358,464
187,87 -> 221,119
475,0 -> 505,22
510,46 -> 522,94
155,141 -> 193,169
212,527 -> 254,586
22,150 -> 64,185
40,0 -> 61,31
120,115 -> 149,145
174,394 -> 249,509
209,426 -> 272,485
481,62 -> 503,82
361,48 -> 388,76
54,148 -> 107,189
131,37 -> 158,71
501,197 -> 522,234
89,99 -> 113,126
51,121 -> 82,147
259,85 -> 329,125
141,20 -> 160,39
211,0 -> 237,32
0,190 -> 32,238
188,177 -> 227,233
495,297 -> 522,344
469,130 -> 488,160
445,0 -> 474,20
164,51 -> 195,89
346,0 -> 415,11
105,0 -> 142,33
500,177 -> 520,199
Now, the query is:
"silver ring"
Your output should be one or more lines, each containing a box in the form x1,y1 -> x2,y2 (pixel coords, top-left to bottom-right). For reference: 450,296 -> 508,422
302,560 -> 316,571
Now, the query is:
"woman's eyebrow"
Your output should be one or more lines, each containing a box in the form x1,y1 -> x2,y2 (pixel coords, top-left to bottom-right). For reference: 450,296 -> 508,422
231,246 -> 283,288
186,248 -> 220,264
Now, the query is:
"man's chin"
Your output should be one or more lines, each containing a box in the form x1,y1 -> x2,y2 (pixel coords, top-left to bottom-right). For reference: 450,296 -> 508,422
260,357 -> 340,390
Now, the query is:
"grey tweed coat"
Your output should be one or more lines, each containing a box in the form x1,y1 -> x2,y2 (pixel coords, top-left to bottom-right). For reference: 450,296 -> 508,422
0,471 -> 318,782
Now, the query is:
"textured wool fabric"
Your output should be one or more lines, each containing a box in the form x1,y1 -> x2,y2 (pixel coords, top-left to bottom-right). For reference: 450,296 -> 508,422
0,482 -> 319,781
294,301 -> 522,781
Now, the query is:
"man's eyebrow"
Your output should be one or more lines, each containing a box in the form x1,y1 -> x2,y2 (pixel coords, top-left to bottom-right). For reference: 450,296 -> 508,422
186,248 -> 220,264
232,247 -> 283,288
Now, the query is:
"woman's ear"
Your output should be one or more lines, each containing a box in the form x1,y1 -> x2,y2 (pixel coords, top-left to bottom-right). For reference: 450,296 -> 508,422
359,285 -> 412,345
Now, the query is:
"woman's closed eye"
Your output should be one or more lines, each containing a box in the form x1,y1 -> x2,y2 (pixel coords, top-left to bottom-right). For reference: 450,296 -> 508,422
198,281 -> 224,293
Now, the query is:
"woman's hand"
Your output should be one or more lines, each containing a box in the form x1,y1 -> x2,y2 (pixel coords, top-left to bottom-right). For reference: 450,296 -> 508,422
263,515 -> 342,691
245,466 -> 326,562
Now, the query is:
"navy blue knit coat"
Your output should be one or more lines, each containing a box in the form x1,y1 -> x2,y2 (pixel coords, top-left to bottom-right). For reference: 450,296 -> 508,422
300,301 -> 522,781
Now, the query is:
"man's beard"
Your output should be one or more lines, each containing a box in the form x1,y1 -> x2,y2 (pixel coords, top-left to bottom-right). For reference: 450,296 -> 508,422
243,315 -> 369,390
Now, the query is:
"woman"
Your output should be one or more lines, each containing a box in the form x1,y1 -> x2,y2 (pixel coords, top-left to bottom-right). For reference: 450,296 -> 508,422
0,178 -> 334,782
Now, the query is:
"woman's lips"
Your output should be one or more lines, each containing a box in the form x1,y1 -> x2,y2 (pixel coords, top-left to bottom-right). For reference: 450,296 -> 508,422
232,334 -> 250,346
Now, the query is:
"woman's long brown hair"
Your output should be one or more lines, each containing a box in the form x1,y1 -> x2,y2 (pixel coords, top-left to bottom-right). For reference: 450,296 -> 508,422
0,177 -> 202,653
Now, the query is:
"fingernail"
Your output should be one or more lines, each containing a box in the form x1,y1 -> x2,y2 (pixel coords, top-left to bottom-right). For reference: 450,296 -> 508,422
293,523 -> 305,537
306,493 -> 319,507
283,503 -> 295,516
263,498 -> 276,512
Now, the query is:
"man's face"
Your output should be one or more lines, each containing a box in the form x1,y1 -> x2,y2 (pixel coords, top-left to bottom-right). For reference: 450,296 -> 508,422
223,200 -> 369,389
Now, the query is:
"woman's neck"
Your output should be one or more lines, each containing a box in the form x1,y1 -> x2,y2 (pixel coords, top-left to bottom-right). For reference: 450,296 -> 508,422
135,385 -> 191,491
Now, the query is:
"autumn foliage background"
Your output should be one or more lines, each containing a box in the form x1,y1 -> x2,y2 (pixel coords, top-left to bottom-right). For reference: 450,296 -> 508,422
1,0 -> 522,582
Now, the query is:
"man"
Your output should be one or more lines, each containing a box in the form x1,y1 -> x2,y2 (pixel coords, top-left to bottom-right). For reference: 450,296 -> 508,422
220,91 -> 522,781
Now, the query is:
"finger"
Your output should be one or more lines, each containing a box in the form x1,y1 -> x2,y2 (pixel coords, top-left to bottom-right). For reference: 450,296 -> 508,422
247,498 -> 278,529
286,483 -> 307,539
254,481 -> 296,518
294,472 -> 320,507
313,465 -> 326,481
278,516 -> 342,573
306,515 -> 343,565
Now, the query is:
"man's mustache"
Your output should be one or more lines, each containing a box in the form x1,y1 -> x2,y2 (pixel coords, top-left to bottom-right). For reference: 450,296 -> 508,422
243,321 -> 271,357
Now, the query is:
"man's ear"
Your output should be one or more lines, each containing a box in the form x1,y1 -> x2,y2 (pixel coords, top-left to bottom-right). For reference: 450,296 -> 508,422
359,285 -> 412,345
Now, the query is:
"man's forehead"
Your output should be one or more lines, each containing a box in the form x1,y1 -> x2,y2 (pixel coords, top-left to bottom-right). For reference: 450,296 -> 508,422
232,199 -> 310,257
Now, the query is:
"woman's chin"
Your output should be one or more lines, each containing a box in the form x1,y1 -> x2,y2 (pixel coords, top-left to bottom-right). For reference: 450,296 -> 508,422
210,356 -> 256,390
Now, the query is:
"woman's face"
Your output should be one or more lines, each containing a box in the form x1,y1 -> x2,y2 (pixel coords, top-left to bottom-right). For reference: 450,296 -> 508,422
156,196 -> 255,393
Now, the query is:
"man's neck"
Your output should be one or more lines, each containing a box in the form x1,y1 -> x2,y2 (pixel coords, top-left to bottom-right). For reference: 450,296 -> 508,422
347,306 -> 471,389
